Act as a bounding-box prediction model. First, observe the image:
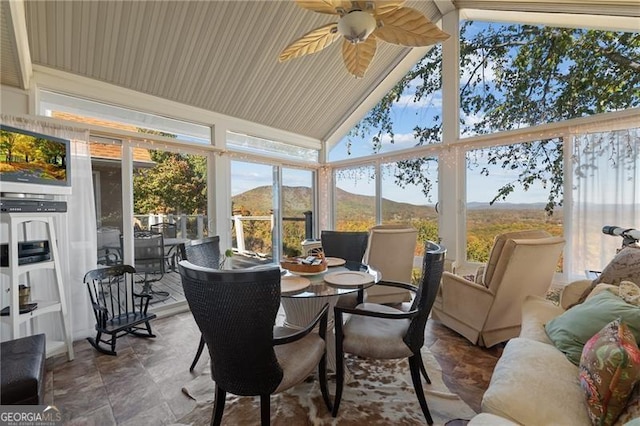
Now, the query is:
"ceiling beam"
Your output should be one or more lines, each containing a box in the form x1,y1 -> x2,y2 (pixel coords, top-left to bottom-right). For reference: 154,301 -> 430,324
460,8 -> 640,32
435,0 -> 456,15
5,0 -> 32,89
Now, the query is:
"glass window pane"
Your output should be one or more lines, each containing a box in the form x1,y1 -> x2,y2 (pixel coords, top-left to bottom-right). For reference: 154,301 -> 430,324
381,157 -> 439,256
459,21 -> 639,138
230,160 -> 274,259
465,142 -> 564,264
40,91 -> 211,144
91,136 -> 124,267
282,168 -> 313,257
335,166 -> 376,231
227,131 -> 318,162
329,47 -> 444,162
570,128 -> 640,276
133,148 -> 208,240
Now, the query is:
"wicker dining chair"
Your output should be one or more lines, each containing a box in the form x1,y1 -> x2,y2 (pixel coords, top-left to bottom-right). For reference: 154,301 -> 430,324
178,261 -> 332,425
332,241 -> 446,425
320,230 -> 369,262
177,236 -> 222,371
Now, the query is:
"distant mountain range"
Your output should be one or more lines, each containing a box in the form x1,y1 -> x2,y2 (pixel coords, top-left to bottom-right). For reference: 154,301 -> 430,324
232,186 -> 550,220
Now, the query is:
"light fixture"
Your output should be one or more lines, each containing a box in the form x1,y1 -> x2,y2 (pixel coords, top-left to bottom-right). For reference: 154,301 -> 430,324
337,10 -> 377,43
279,1 -> 450,78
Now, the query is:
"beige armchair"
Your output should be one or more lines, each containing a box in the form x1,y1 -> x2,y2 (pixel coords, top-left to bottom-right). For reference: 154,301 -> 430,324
363,224 -> 418,304
431,230 -> 565,347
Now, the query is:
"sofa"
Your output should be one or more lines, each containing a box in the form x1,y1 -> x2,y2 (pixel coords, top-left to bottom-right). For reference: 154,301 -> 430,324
469,279 -> 640,426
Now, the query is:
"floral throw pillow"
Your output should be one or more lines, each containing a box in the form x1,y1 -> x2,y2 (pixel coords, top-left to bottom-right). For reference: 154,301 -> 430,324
579,318 -> 640,426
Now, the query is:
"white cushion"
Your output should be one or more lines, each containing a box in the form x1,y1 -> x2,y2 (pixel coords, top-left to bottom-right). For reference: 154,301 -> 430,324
518,295 -> 564,343
274,332 -> 325,394
482,338 -> 590,426
342,303 -> 412,359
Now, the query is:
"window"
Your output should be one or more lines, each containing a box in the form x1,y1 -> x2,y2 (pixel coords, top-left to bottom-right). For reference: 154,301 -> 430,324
329,46 -> 444,162
230,160 -> 274,258
227,131 -> 318,162
40,91 -> 211,144
334,166 -> 376,231
465,142 -> 564,263
381,157 -> 439,255
133,147 -> 208,239
282,168 -> 314,257
459,21 -> 639,138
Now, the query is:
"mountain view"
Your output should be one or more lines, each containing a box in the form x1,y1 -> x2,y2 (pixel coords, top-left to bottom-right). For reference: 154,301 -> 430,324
231,185 -> 563,262
232,186 -> 437,220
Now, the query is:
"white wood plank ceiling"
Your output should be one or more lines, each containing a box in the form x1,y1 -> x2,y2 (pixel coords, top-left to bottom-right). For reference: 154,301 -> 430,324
1,1 -> 638,143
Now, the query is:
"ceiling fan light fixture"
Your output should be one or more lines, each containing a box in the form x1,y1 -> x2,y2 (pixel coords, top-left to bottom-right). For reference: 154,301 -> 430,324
337,10 -> 376,43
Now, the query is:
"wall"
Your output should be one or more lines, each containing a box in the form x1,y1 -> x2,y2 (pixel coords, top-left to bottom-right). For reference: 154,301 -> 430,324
1,86 -> 30,115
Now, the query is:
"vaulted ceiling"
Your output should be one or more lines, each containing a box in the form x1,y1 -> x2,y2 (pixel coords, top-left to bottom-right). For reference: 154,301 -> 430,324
2,1 -> 638,144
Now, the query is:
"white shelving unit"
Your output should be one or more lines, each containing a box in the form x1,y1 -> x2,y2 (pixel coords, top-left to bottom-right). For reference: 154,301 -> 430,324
1,212 -> 74,360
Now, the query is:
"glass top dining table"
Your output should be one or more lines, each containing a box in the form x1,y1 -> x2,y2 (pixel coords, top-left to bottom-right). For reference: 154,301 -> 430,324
278,260 -> 380,378
280,260 -> 380,299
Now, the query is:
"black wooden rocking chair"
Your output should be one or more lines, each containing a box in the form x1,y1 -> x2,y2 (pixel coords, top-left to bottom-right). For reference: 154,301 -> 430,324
85,264 -> 157,355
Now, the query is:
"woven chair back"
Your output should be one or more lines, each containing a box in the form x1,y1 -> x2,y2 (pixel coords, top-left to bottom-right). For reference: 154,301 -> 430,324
320,230 -> 368,263
178,261 -> 284,395
182,236 -> 221,269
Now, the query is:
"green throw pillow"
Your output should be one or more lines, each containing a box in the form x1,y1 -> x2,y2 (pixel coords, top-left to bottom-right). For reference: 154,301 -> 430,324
545,291 -> 640,365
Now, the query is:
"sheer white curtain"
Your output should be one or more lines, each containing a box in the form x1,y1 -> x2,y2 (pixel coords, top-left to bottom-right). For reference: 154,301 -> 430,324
570,127 -> 639,279
0,115 -> 97,341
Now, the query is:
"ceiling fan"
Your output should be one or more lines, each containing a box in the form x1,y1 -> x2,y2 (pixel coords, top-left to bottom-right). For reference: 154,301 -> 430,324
279,0 -> 450,78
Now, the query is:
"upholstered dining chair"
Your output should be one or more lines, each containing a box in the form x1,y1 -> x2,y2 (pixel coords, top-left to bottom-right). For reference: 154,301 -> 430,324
332,241 -> 446,424
177,236 -> 222,371
362,224 -> 418,304
320,230 -> 369,262
431,229 -> 565,347
178,261 -> 332,426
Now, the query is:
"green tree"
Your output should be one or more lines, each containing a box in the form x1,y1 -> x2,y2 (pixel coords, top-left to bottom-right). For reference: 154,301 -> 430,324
133,151 -> 206,215
349,23 -> 640,215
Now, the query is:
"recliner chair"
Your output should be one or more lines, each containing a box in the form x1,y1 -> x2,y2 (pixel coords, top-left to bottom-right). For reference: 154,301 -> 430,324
431,229 -> 565,347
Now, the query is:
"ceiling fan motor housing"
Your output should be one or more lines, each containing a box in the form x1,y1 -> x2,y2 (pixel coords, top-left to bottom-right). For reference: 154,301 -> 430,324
337,10 -> 377,43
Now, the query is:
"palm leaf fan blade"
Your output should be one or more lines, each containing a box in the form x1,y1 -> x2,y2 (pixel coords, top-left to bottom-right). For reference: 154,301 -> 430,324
374,7 -> 449,46
371,1 -> 405,16
279,23 -> 340,62
342,36 -> 377,78
295,0 -> 349,14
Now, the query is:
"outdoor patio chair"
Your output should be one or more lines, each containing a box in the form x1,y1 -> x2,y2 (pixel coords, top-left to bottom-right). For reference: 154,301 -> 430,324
96,227 -> 123,266
134,231 -> 170,303
178,261 -> 332,425
150,222 -> 179,270
332,241 -> 446,424
177,236 -> 222,371
84,264 -> 157,355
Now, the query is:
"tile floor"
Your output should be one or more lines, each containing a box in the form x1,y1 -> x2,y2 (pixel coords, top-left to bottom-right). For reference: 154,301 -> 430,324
45,310 -> 503,425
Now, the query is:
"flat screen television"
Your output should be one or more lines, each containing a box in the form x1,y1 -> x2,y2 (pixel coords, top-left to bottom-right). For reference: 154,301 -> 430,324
0,124 -> 72,197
